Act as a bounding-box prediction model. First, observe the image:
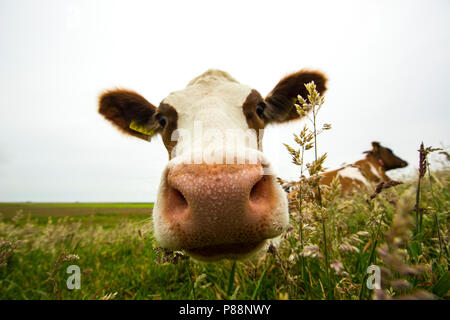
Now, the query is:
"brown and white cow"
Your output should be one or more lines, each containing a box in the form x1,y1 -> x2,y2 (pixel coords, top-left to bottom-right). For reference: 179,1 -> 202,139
98,69 -> 327,261
319,141 -> 408,194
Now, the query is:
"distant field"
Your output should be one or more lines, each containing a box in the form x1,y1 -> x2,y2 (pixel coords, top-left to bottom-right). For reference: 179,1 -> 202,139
0,203 -> 153,218
0,202 -> 154,208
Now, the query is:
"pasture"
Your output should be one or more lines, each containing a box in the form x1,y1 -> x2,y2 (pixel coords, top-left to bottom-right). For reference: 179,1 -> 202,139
0,168 -> 448,300
1,0 -> 449,305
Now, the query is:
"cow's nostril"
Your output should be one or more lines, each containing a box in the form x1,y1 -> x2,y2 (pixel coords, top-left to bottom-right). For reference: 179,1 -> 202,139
249,176 -> 270,203
166,185 -> 188,221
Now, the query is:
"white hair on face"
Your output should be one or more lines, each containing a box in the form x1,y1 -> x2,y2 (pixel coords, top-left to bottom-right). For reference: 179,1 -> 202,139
187,69 -> 239,86
163,69 -> 254,160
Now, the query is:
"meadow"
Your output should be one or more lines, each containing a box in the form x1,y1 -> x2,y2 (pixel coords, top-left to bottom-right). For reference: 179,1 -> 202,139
0,165 -> 448,300
1,84 -> 448,300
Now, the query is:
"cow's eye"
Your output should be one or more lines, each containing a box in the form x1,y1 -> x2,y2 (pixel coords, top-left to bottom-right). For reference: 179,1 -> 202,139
256,103 -> 265,118
158,116 -> 167,128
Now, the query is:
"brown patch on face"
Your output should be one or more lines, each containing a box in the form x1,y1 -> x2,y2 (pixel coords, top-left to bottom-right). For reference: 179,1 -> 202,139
157,103 -> 178,158
242,89 -> 266,149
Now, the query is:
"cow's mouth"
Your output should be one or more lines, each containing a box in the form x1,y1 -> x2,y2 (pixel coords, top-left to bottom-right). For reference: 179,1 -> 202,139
185,241 -> 266,261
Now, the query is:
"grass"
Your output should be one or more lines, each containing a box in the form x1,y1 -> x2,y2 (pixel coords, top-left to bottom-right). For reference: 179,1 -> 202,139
0,202 -> 154,208
0,169 -> 448,300
0,203 -> 153,219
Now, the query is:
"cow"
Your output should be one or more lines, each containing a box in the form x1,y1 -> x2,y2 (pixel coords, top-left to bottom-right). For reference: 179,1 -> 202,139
284,142 -> 408,211
98,69 -> 327,261
319,141 -> 408,194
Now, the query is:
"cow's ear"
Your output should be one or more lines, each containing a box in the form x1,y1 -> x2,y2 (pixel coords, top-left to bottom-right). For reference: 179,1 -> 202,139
371,141 -> 380,153
264,70 -> 327,123
99,89 -> 160,141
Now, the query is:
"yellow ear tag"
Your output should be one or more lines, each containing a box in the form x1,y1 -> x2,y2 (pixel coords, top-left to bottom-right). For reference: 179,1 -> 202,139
129,120 -> 154,136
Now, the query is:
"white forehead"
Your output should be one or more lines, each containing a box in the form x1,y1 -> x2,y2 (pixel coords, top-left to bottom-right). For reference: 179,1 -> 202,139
162,69 -> 253,131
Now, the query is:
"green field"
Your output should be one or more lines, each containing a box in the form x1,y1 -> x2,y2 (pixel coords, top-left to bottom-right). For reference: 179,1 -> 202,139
0,202 -> 153,220
0,203 -> 154,208
0,169 -> 448,300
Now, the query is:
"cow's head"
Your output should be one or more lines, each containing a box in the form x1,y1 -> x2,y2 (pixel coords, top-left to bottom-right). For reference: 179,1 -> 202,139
98,69 -> 327,261
366,141 -> 408,171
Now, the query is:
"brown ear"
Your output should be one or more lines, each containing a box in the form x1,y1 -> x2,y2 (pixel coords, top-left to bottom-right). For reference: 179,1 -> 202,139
98,89 -> 158,141
371,141 -> 380,152
264,70 -> 327,123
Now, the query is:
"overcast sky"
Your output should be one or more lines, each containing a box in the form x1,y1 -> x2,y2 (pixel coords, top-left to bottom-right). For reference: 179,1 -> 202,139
0,0 -> 449,202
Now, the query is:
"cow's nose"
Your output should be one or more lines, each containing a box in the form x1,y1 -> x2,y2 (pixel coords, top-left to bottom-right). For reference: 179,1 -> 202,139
401,160 -> 408,168
161,163 -> 284,252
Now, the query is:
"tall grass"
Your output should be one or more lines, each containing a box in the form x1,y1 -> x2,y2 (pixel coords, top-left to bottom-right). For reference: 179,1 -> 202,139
0,171 -> 448,299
